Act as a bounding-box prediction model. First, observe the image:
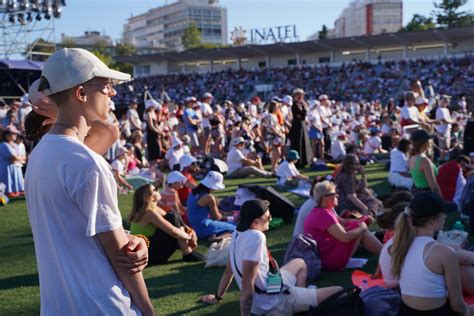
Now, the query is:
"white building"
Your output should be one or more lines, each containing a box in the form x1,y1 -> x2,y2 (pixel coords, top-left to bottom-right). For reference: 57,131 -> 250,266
61,31 -> 113,46
332,0 -> 402,38
123,0 -> 227,51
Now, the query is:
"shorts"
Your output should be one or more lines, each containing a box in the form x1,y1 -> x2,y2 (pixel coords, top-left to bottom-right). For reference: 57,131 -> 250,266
269,270 -> 318,315
203,126 -> 211,137
309,127 -> 324,140
186,127 -> 200,147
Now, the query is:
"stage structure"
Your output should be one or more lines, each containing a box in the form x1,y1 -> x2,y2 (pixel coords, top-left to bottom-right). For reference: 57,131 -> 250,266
0,0 -> 66,60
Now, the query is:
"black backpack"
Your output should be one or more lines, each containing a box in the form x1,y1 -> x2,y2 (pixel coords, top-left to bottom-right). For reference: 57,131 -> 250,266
307,287 -> 366,316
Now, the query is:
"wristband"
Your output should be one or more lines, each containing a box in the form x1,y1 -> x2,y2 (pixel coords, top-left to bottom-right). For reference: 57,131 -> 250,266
134,234 -> 150,248
215,293 -> 223,301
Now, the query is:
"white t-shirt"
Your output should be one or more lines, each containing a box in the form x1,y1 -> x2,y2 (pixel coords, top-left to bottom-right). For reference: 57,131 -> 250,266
276,160 -> 299,186
111,158 -> 126,176
200,102 -> 213,128
331,139 -> 346,159
379,238 -> 399,288
318,106 -> 332,128
435,107 -> 451,134
229,229 -> 269,291
389,148 -> 409,173
308,108 -> 322,130
363,136 -> 382,154
293,198 -> 317,237
165,147 -> 184,170
401,105 -> 419,122
127,108 -> 142,129
227,147 -> 246,174
25,135 -> 139,315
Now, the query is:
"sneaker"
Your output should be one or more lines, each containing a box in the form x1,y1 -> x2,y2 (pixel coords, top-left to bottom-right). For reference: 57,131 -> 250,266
183,251 -> 205,262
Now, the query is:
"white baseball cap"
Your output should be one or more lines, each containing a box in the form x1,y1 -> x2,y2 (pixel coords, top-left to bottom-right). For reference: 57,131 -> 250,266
179,154 -> 197,171
145,99 -> 160,110
230,136 -> 245,147
201,171 -> 225,190
115,146 -> 129,159
167,171 -> 187,184
28,79 -> 43,103
40,48 -> 131,96
282,95 -> 293,106
319,94 -> 329,101
202,92 -> 213,99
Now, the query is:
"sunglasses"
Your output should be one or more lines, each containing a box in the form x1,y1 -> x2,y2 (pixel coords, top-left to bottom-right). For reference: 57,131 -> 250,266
324,192 -> 338,197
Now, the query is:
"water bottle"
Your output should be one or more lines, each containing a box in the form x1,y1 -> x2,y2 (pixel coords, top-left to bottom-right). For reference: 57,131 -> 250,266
361,279 -> 369,291
453,221 -> 465,231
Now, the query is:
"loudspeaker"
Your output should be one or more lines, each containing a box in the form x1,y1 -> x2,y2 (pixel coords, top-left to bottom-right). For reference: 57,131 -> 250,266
464,120 -> 474,155
239,184 -> 295,224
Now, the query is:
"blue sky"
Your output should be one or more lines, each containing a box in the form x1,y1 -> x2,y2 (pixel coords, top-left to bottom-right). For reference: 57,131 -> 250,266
53,0 -> 473,43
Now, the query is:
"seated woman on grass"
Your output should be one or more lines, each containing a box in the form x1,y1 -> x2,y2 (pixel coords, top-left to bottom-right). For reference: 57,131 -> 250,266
335,154 -> 383,216
303,180 -> 382,271
128,184 -> 204,264
384,192 -> 474,315
158,171 -> 188,224
187,171 -> 236,241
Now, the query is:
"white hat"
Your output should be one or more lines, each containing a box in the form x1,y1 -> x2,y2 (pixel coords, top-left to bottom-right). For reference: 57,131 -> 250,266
115,146 -> 129,159
171,137 -> 183,148
28,79 -> 43,104
202,92 -> 213,99
293,88 -> 305,95
230,136 -> 245,147
309,99 -> 319,108
145,99 -> 160,110
109,100 -> 115,111
319,94 -> 329,101
282,95 -> 293,106
40,48 -> 131,96
179,154 -> 197,171
167,171 -> 186,184
234,187 -> 257,206
184,96 -> 197,104
201,171 -> 225,190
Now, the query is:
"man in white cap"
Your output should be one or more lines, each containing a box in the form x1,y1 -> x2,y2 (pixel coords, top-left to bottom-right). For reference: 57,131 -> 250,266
182,96 -> 201,154
226,137 -> 272,178
25,48 -> 154,315
111,146 -> 134,191
201,92 -> 214,156
318,94 -> 333,153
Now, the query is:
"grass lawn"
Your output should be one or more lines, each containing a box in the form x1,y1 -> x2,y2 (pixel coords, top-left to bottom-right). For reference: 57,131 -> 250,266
0,163 -> 465,315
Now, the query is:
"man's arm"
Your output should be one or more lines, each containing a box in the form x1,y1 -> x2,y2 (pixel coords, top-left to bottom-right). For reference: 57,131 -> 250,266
97,227 -> 155,315
240,260 -> 259,316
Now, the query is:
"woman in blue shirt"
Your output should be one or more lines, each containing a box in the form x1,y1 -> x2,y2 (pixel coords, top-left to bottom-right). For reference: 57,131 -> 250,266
187,171 -> 235,240
0,126 -> 25,197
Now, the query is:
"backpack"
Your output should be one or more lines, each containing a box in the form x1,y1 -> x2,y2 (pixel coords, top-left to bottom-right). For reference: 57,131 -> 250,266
283,234 -> 321,281
360,286 -> 400,316
307,286 -> 366,316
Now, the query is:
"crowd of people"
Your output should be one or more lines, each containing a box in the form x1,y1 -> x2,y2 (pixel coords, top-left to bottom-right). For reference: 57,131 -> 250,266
1,47 -> 474,315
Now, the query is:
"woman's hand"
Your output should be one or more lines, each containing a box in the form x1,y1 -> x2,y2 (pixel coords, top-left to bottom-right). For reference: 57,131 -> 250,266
32,97 -> 58,125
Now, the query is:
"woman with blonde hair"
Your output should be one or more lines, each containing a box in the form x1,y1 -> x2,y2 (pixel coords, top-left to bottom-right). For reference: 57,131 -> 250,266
390,192 -> 473,315
129,184 -> 204,264
304,180 -> 382,271
408,129 -> 441,195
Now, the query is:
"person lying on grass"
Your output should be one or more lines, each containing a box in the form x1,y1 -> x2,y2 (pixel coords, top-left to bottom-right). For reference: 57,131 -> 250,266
202,199 -> 342,315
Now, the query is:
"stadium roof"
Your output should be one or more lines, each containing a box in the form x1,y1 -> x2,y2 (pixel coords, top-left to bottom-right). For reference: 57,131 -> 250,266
118,26 -> 474,64
0,59 -> 44,71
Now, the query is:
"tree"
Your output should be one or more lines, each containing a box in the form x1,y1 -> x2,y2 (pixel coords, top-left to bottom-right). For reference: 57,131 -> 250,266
181,23 -> 202,50
432,0 -> 473,28
399,14 -> 436,32
318,24 -> 328,40
115,42 -> 136,56
91,50 -> 113,66
61,38 -> 76,48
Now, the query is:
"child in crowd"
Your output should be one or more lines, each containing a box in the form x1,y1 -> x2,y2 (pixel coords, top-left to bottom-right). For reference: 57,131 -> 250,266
276,150 -> 309,187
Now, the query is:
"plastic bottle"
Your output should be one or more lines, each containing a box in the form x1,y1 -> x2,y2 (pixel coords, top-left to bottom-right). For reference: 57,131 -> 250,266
361,279 -> 369,291
453,221 -> 465,231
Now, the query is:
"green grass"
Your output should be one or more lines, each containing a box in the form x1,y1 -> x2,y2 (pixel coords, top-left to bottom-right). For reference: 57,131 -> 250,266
0,163 -> 464,315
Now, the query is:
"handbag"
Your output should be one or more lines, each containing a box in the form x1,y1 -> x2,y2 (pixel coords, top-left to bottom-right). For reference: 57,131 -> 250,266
204,236 -> 231,268
307,286 -> 366,316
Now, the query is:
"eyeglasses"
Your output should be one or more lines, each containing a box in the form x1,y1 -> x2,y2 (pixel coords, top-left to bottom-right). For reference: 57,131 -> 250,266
82,80 -> 116,94
324,192 -> 338,197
